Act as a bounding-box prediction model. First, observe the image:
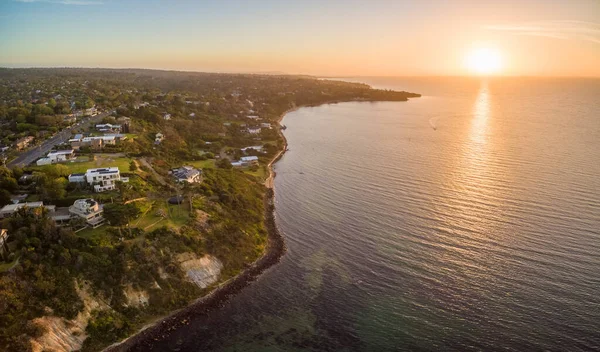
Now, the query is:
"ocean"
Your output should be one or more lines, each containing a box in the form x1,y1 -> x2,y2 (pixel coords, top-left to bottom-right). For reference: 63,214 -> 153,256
146,77 -> 600,351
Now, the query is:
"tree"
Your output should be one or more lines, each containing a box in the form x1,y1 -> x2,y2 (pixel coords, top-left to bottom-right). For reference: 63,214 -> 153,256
0,189 -> 11,207
129,161 -> 137,172
103,203 -> 140,226
217,158 -> 232,169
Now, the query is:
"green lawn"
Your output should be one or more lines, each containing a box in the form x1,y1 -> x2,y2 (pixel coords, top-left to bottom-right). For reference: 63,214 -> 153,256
188,159 -> 216,169
244,165 -> 268,182
77,226 -> 111,242
133,201 -> 190,232
34,154 -> 134,174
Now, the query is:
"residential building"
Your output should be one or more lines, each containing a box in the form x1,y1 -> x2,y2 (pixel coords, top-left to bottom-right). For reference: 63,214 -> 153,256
155,132 -> 165,144
241,146 -> 263,153
260,122 -> 272,129
68,167 -> 128,192
36,149 -> 75,165
240,156 -> 259,165
69,199 -> 104,228
169,166 -> 202,183
96,124 -> 121,133
0,202 -> 56,219
163,113 -> 171,120
247,115 -> 260,120
15,136 -> 35,150
0,145 -> 9,153
247,127 -> 261,134
70,135 -> 122,150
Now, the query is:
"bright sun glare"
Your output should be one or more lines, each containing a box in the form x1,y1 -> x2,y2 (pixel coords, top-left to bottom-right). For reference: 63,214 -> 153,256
466,48 -> 503,75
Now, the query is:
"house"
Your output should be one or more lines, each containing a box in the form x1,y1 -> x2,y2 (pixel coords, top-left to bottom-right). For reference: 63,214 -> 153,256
240,156 -> 259,165
15,136 -> 35,150
36,149 -> 75,165
247,115 -> 260,120
134,102 -> 149,109
68,167 -> 128,192
241,146 -> 263,153
70,199 -> 104,228
247,127 -> 261,134
169,166 -> 202,183
260,122 -> 272,129
95,124 -> 121,133
69,133 -> 84,143
70,135 -> 120,150
0,145 -> 9,153
163,114 -> 172,120
155,133 -> 164,144
0,202 -> 56,219
189,113 -> 196,118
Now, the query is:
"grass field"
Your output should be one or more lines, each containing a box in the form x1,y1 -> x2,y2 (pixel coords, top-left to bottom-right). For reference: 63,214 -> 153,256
188,159 -> 216,169
33,154 -> 134,174
244,165 -> 268,181
132,200 -> 190,232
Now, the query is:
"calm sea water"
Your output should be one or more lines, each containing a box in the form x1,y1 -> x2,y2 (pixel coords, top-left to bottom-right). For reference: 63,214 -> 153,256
152,77 -> 600,351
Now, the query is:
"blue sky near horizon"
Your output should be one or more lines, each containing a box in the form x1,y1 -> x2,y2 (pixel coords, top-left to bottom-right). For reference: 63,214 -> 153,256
1,0 -> 599,76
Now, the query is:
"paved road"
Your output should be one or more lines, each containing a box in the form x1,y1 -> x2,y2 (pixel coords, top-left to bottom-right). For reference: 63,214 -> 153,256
7,110 -> 114,168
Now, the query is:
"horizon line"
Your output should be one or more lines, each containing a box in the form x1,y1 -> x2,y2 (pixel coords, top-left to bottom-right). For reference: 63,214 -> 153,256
0,66 -> 599,79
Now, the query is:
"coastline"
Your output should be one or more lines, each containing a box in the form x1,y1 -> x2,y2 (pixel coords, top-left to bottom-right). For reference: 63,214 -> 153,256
104,100 -> 409,351
104,107 -> 297,352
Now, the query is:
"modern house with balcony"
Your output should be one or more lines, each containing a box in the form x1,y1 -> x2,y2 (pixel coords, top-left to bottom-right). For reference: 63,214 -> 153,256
68,167 -> 129,192
69,199 -> 105,228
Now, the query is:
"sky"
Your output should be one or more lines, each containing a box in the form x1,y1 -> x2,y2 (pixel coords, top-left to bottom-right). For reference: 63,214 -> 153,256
0,0 -> 599,76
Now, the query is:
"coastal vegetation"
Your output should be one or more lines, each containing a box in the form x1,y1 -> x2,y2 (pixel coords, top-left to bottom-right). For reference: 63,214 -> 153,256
0,68 -> 419,351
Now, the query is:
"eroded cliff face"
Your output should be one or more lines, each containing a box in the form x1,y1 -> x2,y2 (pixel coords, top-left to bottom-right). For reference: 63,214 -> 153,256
177,253 -> 223,289
27,254 -> 222,351
123,285 -> 150,308
30,282 -> 109,352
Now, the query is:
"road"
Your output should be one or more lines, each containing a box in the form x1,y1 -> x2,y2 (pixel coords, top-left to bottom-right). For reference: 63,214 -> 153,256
7,110 -> 114,168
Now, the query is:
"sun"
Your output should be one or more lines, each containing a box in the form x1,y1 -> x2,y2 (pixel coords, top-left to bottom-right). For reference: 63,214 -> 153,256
465,48 -> 503,75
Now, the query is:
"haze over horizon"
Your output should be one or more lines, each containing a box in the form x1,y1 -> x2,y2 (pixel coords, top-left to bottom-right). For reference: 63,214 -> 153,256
1,0 -> 599,77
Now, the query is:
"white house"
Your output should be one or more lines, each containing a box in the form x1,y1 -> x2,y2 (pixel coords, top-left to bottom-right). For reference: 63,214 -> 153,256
247,127 -> 261,134
240,156 -> 259,165
169,166 -> 202,183
36,149 -> 75,165
155,133 -> 164,144
68,167 -> 128,192
163,114 -> 172,120
70,199 -> 104,228
241,146 -> 263,153
246,115 -> 260,120
260,122 -> 272,129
